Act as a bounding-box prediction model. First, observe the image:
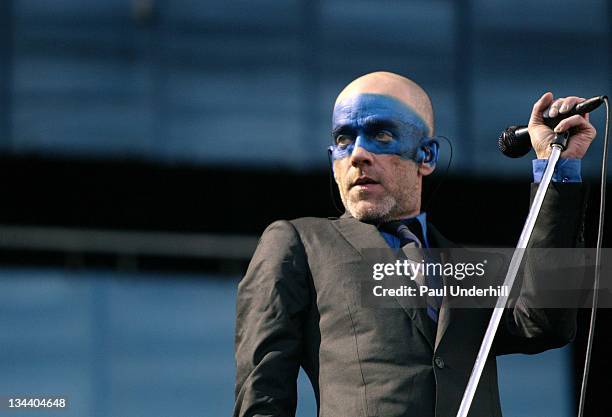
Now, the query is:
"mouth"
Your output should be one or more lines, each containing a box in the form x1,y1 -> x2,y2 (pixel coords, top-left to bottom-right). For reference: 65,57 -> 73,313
350,176 -> 381,190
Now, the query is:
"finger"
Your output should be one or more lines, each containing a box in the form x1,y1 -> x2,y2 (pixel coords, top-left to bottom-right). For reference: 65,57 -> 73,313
554,114 -> 591,133
530,92 -> 553,124
547,98 -> 565,118
559,96 -> 582,114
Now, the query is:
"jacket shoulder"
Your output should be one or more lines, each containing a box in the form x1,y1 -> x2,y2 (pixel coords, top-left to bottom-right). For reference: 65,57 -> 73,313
261,216 -> 336,230
259,217 -> 340,246
289,216 -> 338,227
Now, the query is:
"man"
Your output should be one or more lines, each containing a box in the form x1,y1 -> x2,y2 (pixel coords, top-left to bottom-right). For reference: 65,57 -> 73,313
234,72 -> 596,417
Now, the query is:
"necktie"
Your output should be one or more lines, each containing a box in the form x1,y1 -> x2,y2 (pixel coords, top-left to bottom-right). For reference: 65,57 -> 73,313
379,220 -> 442,323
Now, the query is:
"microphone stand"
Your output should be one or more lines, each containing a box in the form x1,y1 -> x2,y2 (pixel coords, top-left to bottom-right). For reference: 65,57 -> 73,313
455,131 -> 570,417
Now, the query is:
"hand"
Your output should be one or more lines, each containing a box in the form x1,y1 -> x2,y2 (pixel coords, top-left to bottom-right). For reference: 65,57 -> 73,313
528,92 -> 597,159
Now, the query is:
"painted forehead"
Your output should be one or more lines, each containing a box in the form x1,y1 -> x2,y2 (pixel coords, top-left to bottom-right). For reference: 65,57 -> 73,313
332,93 -> 429,134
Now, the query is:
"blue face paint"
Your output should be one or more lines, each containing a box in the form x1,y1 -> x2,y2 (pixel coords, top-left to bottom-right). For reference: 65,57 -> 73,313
329,93 -> 438,165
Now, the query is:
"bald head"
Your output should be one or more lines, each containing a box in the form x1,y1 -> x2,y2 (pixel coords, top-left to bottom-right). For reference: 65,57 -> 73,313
335,71 -> 434,136
330,72 -> 439,222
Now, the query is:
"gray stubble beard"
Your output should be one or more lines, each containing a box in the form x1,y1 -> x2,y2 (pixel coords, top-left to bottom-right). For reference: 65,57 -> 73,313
337,179 -> 420,224
341,187 -> 398,224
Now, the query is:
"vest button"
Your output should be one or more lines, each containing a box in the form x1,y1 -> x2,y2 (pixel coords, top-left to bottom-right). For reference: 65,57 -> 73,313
434,356 -> 445,369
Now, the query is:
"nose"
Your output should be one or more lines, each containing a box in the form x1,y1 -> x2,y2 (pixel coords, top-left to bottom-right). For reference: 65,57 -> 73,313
350,139 -> 373,168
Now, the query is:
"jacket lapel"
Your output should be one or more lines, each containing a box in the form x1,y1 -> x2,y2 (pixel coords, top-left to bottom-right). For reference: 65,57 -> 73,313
333,212 -> 436,349
428,224 -> 506,351
333,212 -> 391,254
427,223 -> 458,351
333,215 -> 504,352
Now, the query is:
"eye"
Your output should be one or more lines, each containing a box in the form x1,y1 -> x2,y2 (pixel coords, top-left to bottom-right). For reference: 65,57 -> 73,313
374,130 -> 393,143
335,134 -> 354,148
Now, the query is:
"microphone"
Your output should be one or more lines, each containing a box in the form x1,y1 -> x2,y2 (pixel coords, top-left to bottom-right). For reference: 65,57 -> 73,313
498,95 -> 606,158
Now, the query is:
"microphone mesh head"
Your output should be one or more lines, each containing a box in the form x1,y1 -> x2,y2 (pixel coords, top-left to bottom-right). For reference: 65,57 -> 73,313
498,126 -> 532,158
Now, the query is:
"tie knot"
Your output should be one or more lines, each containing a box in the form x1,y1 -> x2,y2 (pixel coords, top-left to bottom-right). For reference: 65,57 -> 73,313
379,220 -> 423,248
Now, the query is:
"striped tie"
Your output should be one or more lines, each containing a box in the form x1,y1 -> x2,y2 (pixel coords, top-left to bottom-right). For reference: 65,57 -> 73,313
380,220 -> 442,323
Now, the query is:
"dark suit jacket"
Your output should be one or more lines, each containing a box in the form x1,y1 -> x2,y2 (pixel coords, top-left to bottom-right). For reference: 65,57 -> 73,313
234,183 -> 587,417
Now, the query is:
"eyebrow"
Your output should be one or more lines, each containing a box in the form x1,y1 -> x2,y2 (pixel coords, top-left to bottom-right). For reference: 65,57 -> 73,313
331,125 -> 352,138
362,118 -> 401,132
331,117 -> 401,137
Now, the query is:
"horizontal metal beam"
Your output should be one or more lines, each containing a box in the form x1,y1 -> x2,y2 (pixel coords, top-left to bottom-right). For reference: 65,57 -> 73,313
0,225 -> 259,260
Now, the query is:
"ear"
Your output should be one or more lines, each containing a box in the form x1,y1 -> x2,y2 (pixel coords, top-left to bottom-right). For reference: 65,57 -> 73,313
417,138 -> 439,176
